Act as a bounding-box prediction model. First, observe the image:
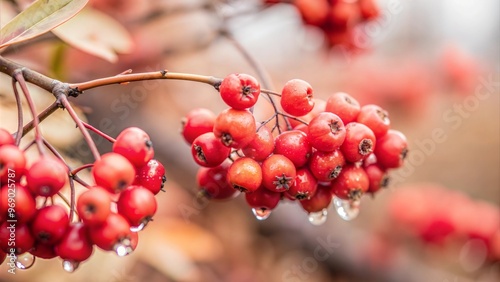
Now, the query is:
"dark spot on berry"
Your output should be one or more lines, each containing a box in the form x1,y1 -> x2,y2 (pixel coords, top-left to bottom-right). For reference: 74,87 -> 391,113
161,175 -> 167,188
221,133 -> 233,146
85,203 -> 97,214
376,109 -> 389,123
400,148 -> 409,162
329,120 -> 342,134
359,139 -> 373,155
344,95 -> 353,105
348,188 -> 363,201
232,184 -> 248,192
145,140 -> 153,150
381,175 -> 390,188
194,145 -> 207,163
37,231 -> 51,242
273,173 -> 294,190
329,165 -> 343,179
295,193 -> 309,200
117,180 -> 128,192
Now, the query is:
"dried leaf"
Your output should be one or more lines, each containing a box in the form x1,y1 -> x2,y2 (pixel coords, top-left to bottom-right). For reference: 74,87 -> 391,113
0,0 -> 88,49
52,7 -> 133,62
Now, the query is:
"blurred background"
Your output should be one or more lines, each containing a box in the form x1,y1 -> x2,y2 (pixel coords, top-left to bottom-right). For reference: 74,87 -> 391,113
0,0 -> 499,281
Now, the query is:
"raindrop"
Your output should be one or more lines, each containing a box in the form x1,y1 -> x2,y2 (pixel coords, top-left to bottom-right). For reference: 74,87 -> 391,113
62,260 -> 79,273
333,196 -> 360,221
252,208 -> 271,220
114,239 -> 134,256
308,209 -> 328,226
15,253 -> 35,270
130,221 -> 146,232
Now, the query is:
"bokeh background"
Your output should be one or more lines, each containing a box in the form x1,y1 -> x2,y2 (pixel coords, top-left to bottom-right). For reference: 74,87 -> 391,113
0,0 -> 499,281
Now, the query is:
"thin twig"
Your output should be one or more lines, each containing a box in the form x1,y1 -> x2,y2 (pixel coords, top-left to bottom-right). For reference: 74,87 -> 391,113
13,71 -> 45,155
69,71 -> 222,93
82,121 -> 116,143
11,77 -> 24,146
58,95 -> 101,161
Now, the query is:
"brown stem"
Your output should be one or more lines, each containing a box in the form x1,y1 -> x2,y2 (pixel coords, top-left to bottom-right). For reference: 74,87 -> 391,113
58,95 -> 101,161
13,71 -> 45,155
82,121 -> 116,143
70,163 -> 94,176
11,77 -> 24,146
68,177 -> 77,222
69,71 -> 222,93
21,101 -> 59,137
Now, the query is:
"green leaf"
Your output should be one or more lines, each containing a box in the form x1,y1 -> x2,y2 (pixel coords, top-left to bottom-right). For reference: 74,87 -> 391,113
0,0 -> 88,49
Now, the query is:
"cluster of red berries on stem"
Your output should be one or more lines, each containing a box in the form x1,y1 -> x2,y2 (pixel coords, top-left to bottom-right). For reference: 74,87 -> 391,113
264,0 -> 380,49
0,123 -> 166,271
183,73 -> 408,224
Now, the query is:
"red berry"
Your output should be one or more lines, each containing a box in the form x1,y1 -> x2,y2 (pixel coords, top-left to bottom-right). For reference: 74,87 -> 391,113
325,92 -> 361,124
328,1 -> 360,27
117,185 -> 157,228
219,73 -> 260,110
191,132 -> 231,167
213,108 -> 256,149
357,104 -> 390,138
181,108 -> 216,144
0,144 -> 26,182
89,213 -> 132,252
286,168 -> 318,200
30,243 -> 57,259
31,205 -> 69,245
340,122 -> 376,163
330,164 -> 369,201
0,128 -> 14,147
274,130 -> 312,168
245,186 -> 281,211
227,157 -> 262,193
295,0 -> 329,26
196,162 -> 238,200
76,187 -> 112,226
0,184 -> 36,224
92,152 -> 136,194
364,163 -> 389,194
374,129 -> 408,169
113,127 -> 154,167
359,0 -> 380,20
299,184 -> 332,213
0,222 -> 34,254
241,123 -> 275,162
134,159 -> 167,194
280,79 -> 315,116
287,98 -> 326,128
55,223 -> 94,262
308,112 -> 346,152
26,156 -> 68,197
261,154 -> 296,192
308,149 -> 346,182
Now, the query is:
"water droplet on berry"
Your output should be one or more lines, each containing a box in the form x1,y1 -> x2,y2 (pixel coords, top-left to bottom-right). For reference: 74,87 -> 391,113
15,253 -> 35,270
308,208 -> 328,226
62,260 -> 79,272
333,196 -> 360,221
130,221 -> 146,232
252,208 -> 271,220
113,239 -> 134,256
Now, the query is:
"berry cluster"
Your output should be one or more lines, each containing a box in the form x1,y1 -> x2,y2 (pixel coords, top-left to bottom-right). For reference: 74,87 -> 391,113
264,0 -> 380,49
389,184 -> 500,262
182,73 -> 408,224
0,127 -> 166,271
